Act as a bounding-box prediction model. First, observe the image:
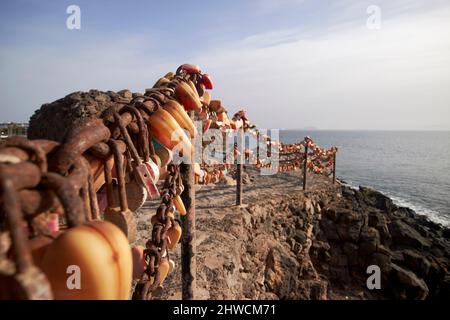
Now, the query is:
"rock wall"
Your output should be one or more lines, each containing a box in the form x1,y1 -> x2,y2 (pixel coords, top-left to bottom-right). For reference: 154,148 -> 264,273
27,89 -> 137,141
194,195 -> 329,300
175,183 -> 449,300
315,185 -> 450,300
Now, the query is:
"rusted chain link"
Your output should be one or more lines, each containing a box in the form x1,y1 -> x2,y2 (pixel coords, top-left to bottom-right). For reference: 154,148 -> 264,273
133,163 -> 180,300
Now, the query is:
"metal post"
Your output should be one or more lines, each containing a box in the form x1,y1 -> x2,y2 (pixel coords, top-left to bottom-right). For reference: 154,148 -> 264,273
256,131 -> 260,164
236,130 -> 243,206
180,113 -> 196,300
303,144 -> 308,190
222,131 -> 227,165
332,152 -> 336,184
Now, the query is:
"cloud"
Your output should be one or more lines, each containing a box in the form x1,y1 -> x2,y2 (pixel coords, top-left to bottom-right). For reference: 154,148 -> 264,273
191,3 -> 450,130
1,0 -> 449,130
251,0 -> 307,14
0,32 -> 175,121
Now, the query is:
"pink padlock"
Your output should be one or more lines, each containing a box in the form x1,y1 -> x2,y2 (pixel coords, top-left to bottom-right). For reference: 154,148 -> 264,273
46,213 -> 59,233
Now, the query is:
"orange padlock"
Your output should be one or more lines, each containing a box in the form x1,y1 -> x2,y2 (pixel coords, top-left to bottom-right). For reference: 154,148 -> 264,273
40,220 -> 132,300
175,82 -> 202,113
147,108 -> 192,153
166,221 -> 182,250
131,245 -> 147,280
187,80 -> 200,99
163,100 -> 197,139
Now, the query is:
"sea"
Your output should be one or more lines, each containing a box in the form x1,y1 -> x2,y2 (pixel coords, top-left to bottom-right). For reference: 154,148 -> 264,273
280,130 -> 450,227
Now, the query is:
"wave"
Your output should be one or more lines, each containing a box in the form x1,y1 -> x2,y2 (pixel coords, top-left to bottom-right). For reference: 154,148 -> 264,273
342,180 -> 450,228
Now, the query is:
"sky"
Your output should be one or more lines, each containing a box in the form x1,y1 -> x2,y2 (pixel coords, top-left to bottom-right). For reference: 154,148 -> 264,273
0,0 -> 449,130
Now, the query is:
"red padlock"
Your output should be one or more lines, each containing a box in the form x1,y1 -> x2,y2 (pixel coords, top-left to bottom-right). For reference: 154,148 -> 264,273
201,73 -> 214,90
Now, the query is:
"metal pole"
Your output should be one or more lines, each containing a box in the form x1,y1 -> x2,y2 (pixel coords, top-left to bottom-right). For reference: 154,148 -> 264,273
332,152 -> 336,184
180,113 -> 196,300
303,144 -> 308,190
222,131 -> 227,165
236,130 -> 243,206
256,131 -> 260,164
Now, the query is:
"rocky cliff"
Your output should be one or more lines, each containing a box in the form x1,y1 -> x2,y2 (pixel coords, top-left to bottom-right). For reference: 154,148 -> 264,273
136,168 -> 450,300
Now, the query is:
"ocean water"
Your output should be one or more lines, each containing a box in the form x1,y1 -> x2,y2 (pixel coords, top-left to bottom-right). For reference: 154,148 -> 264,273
280,130 -> 450,227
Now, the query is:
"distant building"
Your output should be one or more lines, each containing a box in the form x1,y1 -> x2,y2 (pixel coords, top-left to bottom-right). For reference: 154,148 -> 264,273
0,122 -> 28,140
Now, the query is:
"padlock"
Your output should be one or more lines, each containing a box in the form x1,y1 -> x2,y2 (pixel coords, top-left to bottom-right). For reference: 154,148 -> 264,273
30,165 -> 133,300
187,80 -> 200,99
114,112 -> 159,199
40,219 -> 132,300
152,77 -> 170,88
110,177 -> 147,212
145,158 -> 160,182
168,259 -> 175,273
166,220 -> 182,250
131,245 -> 147,280
103,139 -> 137,243
199,105 -> 209,121
217,111 -> 231,126
147,108 -> 193,154
28,162 -> 88,266
174,81 -> 202,113
145,250 -> 171,285
201,90 -> 211,106
150,153 -> 162,168
209,100 -> 225,113
196,82 -> 205,98
163,100 -> 197,139
163,71 -> 175,80
154,143 -> 173,168
117,106 -> 159,204
178,63 -> 201,74
205,172 -> 211,185
157,257 -> 170,284
86,140 -> 126,193
134,254 -> 171,300
173,195 -> 187,216
201,73 -> 214,90
0,178 -> 53,300
203,119 -> 213,134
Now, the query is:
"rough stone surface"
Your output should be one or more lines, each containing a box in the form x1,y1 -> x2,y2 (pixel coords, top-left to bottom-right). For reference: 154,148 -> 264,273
134,169 -> 450,300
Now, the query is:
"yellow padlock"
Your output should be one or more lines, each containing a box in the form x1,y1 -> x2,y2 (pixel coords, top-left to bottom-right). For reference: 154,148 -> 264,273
201,91 -> 211,106
173,195 -> 187,216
